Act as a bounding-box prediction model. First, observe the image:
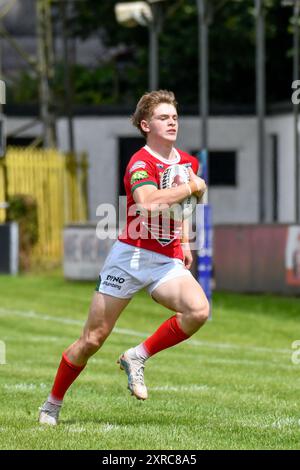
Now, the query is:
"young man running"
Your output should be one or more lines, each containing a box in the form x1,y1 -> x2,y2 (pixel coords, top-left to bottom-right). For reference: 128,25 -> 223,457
39,90 -> 208,425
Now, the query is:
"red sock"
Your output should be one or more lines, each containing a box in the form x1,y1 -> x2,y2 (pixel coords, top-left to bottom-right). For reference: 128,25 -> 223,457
143,315 -> 189,357
50,353 -> 86,402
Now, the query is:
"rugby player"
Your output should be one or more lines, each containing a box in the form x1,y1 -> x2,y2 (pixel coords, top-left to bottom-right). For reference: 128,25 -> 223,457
39,90 -> 208,425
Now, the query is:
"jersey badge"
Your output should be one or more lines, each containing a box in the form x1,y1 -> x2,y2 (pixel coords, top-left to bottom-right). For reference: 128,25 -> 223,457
129,161 -> 146,173
130,170 -> 149,184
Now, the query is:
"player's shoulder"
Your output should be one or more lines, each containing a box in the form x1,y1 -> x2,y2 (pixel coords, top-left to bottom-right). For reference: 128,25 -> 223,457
177,149 -> 198,165
127,147 -> 155,171
177,149 -> 199,172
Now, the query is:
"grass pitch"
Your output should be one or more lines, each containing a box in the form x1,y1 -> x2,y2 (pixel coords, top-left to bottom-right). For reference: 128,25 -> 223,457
0,272 -> 299,450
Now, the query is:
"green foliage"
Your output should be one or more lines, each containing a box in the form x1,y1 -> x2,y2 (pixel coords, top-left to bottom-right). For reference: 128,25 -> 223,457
54,63 -> 117,105
7,194 -> 38,271
6,0 -> 296,106
8,71 -> 39,104
52,59 -> 148,106
69,0 -> 294,106
68,0 -> 148,46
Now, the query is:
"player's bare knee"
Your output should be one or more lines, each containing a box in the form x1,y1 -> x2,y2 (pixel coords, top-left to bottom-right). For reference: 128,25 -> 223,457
82,330 -> 107,356
189,299 -> 209,326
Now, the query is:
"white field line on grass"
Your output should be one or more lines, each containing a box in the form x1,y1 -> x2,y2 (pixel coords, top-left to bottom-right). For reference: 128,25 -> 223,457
0,306 -> 291,356
2,382 -> 213,394
3,414 -> 300,433
4,383 -> 48,391
149,385 -> 211,392
3,350 -> 294,370
271,417 -> 300,429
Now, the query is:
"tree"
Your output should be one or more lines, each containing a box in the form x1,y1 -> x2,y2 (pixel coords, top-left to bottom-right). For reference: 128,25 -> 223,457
7,0 -> 295,106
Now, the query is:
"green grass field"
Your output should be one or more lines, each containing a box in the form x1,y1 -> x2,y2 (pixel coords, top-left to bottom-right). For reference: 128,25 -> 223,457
0,272 -> 299,450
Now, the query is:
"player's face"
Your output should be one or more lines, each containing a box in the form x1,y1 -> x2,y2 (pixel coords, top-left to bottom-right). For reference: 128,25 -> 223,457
143,103 -> 179,143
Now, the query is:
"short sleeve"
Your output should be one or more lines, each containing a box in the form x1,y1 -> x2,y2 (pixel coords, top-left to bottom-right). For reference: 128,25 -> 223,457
128,159 -> 158,194
192,158 -> 199,175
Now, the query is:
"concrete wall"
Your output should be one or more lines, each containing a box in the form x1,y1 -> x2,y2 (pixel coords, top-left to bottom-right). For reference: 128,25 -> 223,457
6,112 -> 295,225
214,224 -> 300,295
266,114 -> 295,223
57,116 -> 138,220
178,116 -> 259,224
57,115 -> 261,224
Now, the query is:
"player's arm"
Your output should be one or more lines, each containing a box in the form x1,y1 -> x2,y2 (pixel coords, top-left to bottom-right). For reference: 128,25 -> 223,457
133,183 -> 190,210
133,170 -> 206,210
181,218 -> 190,244
181,218 -> 193,269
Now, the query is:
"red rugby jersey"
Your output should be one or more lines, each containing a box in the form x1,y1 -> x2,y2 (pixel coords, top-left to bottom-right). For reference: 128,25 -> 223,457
118,145 -> 199,260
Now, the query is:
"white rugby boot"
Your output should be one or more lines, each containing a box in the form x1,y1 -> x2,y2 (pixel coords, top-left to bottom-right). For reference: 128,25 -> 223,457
117,349 -> 148,400
38,400 -> 61,426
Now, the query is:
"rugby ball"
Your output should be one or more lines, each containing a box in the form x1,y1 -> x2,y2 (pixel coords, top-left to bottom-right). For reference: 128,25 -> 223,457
160,164 -> 197,220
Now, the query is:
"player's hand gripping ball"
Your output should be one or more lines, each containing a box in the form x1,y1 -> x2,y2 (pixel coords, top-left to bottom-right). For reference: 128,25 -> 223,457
160,164 -> 197,221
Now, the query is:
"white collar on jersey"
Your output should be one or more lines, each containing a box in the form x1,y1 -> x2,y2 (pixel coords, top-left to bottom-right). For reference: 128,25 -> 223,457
144,145 -> 181,164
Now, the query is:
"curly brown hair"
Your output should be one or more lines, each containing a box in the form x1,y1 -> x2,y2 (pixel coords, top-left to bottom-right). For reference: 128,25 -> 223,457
131,90 -> 178,138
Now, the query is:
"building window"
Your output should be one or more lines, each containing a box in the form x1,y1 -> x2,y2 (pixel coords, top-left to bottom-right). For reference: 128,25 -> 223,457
192,150 -> 237,187
119,137 -> 145,196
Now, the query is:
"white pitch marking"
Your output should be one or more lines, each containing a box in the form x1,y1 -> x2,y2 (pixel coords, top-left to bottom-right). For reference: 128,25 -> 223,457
4,383 -> 47,391
271,417 -> 300,429
150,385 -> 211,392
0,307 -> 291,355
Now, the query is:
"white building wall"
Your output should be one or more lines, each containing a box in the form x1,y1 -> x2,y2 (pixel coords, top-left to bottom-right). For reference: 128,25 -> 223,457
178,116 -> 259,223
6,112 -> 295,225
58,115 -> 261,224
265,114 -> 295,223
57,117 -> 141,220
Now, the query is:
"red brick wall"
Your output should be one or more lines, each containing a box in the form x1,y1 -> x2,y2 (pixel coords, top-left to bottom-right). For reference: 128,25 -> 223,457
213,225 -> 299,294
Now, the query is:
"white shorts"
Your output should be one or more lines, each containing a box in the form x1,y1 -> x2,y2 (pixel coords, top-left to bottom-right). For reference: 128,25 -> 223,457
96,240 -> 192,299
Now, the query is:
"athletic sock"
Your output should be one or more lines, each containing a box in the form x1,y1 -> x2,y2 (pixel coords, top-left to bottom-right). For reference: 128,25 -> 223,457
49,352 -> 86,402
47,394 -> 63,407
142,315 -> 190,357
129,343 -> 150,362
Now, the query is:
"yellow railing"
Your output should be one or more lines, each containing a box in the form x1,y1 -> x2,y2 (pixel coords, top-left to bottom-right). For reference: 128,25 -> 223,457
0,162 -> 6,222
0,147 -> 88,263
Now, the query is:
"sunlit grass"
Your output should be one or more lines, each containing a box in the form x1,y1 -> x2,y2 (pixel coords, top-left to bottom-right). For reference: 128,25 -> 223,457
0,272 -> 299,449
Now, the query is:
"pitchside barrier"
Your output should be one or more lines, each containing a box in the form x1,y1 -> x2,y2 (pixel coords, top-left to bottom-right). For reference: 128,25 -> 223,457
197,204 -> 213,306
0,222 -> 18,274
214,224 -> 300,295
64,224 -> 115,281
64,209 -> 205,282
0,148 -> 88,264
196,150 -> 213,312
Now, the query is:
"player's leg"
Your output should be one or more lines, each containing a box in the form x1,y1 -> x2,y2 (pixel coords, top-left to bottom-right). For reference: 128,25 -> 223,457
65,292 -> 131,365
39,292 -> 130,425
150,275 -> 209,336
120,274 -> 209,400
